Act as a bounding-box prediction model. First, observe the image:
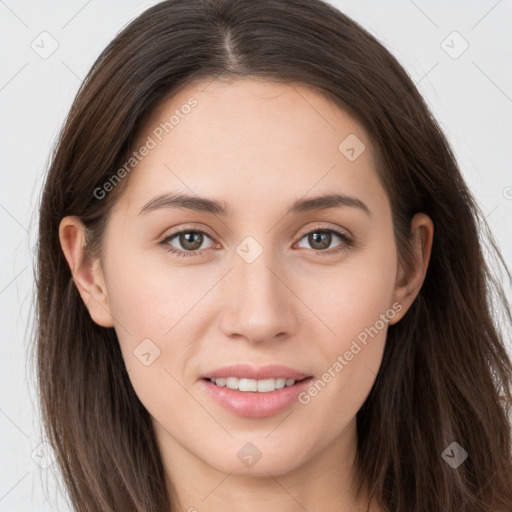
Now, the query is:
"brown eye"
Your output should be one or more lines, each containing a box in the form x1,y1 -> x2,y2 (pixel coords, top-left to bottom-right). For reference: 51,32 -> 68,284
296,227 -> 352,255
307,231 -> 332,250
176,231 -> 204,251
160,228 -> 215,257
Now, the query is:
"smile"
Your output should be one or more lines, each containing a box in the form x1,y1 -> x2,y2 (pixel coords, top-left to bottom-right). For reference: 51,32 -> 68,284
201,376 -> 314,417
208,376 -> 305,392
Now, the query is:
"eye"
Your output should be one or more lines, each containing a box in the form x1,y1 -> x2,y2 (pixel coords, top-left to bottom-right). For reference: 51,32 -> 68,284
295,225 -> 353,255
159,224 -> 353,258
159,227 -> 215,257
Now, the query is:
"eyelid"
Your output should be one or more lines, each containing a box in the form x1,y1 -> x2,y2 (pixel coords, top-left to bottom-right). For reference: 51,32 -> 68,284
159,222 -> 353,256
292,223 -> 353,255
158,225 -> 217,249
158,224 -> 217,244
295,222 -> 352,240
159,222 -> 350,242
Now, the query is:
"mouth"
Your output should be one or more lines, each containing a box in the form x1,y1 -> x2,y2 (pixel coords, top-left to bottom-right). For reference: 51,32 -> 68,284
203,376 -> 311,393
200,376 -> 314,418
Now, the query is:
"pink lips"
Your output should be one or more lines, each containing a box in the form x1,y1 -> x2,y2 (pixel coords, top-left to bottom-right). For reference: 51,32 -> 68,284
199,364 -> 313,418
201,363 -> 309,381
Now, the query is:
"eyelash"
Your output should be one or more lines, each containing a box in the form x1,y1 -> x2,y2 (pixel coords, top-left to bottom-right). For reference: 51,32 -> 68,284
158,225 -> 353,258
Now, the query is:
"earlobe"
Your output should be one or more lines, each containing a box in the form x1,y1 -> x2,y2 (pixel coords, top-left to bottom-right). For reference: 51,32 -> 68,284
58,216 -> 115,328
389,213 -> 434,325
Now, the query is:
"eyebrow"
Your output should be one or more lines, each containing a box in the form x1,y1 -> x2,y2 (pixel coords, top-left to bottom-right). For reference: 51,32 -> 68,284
138,192 -> 371,217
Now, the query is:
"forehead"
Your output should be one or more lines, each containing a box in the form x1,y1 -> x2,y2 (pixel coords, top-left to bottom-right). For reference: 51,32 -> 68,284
140,77 -> 366,152
119,78 -> 387,219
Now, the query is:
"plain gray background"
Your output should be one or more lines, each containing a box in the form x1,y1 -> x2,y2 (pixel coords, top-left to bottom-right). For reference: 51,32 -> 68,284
0,0 -> 511,510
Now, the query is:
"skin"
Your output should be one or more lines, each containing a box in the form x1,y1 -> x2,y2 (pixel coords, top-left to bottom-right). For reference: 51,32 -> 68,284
59,77 -> 433,512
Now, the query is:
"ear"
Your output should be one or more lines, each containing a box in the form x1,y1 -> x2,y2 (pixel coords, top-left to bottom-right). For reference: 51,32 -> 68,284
389,213 -> 434,325
58,216 -> 115,328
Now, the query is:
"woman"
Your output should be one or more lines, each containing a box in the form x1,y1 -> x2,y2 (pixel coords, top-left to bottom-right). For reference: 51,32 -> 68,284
33,0 -> 512,511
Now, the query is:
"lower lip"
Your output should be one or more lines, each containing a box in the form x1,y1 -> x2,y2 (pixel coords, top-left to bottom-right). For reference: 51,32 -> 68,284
200,377 -> 314,418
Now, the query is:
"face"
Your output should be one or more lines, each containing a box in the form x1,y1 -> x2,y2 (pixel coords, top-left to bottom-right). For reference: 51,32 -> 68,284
65,78 -> 428,482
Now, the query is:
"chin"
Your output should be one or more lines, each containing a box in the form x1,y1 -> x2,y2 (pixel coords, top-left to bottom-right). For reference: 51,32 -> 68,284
199,438 -> 310,477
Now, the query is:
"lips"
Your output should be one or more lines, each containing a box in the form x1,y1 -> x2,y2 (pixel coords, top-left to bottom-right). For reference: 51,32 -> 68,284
200,376 -> 314,417
199,364 -> 314,417
200,363 -> 310,381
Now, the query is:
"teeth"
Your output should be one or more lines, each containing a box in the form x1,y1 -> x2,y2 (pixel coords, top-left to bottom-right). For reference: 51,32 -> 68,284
210,377 -> 298,392
225,377 -> 239,390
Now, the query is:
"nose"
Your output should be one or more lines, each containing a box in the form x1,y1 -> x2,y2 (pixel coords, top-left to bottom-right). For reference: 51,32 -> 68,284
218,245 -> 299,344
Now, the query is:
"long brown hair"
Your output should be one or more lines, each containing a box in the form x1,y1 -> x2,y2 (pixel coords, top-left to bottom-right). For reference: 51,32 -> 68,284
31,0 -> 512,510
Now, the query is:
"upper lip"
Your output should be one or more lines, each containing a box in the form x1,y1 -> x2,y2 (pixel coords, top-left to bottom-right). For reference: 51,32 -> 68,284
201,364 -> 311,381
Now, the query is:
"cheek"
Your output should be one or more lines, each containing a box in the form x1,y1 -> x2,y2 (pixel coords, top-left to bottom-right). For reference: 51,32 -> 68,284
103,248 -> 188,335
102,249 -> 214,402
307,268 -> 391,396
307,238 -> 397,347
104,262 -> 195,419
295,288 -> 391,448
295,240 -> 396,418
